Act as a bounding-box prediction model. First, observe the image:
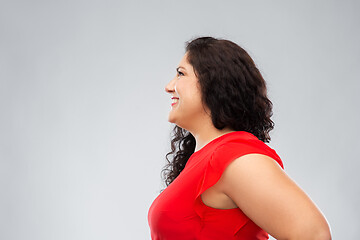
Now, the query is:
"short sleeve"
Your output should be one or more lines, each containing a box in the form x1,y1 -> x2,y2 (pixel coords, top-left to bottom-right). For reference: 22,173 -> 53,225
210,139 -> 283,176
194,139 -> 283,218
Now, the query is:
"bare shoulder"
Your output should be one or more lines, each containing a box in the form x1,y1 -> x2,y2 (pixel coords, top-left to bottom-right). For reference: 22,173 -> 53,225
220,153 -> 289,205
224,153 -> 283,176
220,153 -> 332,240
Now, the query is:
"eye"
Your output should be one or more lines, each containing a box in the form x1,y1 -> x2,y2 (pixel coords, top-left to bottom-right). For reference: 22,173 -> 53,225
177,70 -> 184,77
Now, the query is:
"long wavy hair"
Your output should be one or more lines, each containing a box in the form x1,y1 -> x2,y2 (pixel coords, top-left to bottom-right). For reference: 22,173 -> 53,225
160,36 -> 274,189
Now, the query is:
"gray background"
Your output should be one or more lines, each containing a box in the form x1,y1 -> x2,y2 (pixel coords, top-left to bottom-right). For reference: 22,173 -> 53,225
1,0 -> 359,239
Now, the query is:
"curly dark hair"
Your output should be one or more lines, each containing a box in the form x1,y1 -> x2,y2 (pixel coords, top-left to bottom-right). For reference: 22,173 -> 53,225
160,36 -> 274,189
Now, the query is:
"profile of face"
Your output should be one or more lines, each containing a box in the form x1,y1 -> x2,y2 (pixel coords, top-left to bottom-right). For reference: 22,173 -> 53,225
165,53 -> 210,130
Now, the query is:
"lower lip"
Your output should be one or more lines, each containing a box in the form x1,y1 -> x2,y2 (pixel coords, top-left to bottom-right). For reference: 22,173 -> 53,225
171,101 -> 178,106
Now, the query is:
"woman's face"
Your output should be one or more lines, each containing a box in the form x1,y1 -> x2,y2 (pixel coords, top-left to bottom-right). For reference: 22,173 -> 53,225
165,53 -> 209,130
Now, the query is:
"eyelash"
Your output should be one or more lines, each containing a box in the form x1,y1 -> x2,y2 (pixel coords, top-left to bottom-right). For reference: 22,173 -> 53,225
177,71 -> 184,77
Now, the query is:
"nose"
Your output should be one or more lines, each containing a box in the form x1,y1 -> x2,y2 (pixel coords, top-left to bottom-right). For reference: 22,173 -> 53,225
165,77 -> 176,94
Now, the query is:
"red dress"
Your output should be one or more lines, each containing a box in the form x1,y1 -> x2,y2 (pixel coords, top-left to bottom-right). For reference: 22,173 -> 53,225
148,131 -> 284,239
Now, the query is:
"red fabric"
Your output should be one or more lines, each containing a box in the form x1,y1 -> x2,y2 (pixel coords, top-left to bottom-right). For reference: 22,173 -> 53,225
148,131 -> 284,240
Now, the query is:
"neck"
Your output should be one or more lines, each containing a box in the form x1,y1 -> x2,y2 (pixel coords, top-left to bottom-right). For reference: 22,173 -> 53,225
190,124 -> 235,152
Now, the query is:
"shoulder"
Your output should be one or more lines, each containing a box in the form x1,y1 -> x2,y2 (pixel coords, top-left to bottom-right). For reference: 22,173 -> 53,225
214,153 -> 285,203
223,153 -> 285,183
210,136 -> 283,170
219,153 -> 331,240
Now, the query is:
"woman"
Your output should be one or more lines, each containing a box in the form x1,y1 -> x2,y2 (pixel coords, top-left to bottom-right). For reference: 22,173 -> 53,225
148,37 -> 331,240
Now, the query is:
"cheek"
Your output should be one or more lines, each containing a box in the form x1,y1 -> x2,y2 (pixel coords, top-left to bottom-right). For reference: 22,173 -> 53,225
181,91 -> 203,111
176,82 -> 203,107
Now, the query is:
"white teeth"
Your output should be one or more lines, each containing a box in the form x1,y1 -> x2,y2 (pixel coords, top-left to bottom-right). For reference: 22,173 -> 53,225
172,98 -> 179,103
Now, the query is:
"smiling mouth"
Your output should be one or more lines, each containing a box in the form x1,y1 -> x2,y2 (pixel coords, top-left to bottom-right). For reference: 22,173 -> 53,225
171,98 -> 179,106
171,101 -> 178,106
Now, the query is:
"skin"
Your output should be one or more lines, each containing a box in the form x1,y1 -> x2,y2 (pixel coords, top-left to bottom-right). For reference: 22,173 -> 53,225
164,53 -> 332,240
165,52 -> 235,153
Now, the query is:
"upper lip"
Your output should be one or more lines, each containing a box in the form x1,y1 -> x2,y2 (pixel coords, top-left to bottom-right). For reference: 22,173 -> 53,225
171,97 -> 179,99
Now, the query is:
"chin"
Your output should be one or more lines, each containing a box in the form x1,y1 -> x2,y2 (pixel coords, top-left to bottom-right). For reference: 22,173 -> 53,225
167,115 -> 176,124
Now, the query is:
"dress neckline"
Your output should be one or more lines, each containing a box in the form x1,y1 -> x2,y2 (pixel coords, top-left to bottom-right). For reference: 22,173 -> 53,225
193,131 -> 243,155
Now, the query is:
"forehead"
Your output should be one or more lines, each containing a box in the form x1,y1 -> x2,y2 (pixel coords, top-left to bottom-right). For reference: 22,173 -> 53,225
178,53 -> 193,70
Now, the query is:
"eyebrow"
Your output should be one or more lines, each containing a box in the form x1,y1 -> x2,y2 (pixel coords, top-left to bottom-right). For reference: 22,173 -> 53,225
176,66 -> 186,72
